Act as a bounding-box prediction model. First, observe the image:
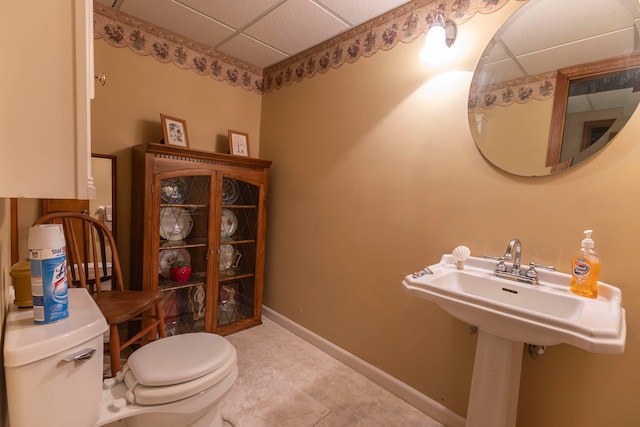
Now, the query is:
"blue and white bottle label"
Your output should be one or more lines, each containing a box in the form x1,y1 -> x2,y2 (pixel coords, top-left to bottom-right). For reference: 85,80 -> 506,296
29,247 -> 69,324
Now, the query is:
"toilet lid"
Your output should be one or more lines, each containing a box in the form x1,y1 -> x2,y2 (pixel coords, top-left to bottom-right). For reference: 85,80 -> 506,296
123,348 -> 237,406
128,333 -> 235,386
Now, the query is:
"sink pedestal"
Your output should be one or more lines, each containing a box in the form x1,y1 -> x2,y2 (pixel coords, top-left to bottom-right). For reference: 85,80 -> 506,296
467,331 -> 523,427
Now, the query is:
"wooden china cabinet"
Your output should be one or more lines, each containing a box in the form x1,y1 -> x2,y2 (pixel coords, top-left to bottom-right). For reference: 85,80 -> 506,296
131,142 -> 271,336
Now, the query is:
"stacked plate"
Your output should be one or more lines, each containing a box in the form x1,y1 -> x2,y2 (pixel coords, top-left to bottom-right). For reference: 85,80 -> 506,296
160,177 -> 189,204
160,207 -> 193,241
220,208 -> 237,238
158,245 -> 191,278
222,178 -> 239,205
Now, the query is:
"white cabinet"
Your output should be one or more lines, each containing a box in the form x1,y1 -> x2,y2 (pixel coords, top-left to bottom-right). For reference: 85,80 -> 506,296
0,0 -> 95,199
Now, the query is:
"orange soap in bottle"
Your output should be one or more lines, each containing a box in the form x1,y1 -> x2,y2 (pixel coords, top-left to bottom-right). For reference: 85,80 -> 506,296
570,230 -> 600,298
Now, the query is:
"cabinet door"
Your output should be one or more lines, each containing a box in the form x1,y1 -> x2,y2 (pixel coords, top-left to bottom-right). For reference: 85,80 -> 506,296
216,176 -> 263,330
0,0 -> 94,199
156,172 -> 213,335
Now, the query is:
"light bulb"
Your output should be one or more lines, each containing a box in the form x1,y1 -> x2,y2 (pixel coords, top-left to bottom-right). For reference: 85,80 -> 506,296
420,24 -> 449,64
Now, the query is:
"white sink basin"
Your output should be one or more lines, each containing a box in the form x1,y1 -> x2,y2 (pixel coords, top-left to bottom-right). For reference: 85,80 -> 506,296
402,255 -> 626,353
431,270 -> 584,319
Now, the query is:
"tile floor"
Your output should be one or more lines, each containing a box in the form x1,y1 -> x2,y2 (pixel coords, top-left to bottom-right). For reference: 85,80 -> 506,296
223,316 -> 444,427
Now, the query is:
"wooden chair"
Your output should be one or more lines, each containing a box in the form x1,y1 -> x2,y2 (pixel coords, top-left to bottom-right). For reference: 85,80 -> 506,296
34,212 -> 166,377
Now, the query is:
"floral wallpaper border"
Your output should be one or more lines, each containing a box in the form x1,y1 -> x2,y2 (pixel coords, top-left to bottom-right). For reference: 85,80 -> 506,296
261,0 -> 519,92
94,4 -> 264,94
94,0 -> 523,95
468,72 -> 556,112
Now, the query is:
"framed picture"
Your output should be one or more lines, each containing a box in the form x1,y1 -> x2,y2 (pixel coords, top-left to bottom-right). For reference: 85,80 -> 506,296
228,130 -> 250,157
161,114 -> 189,147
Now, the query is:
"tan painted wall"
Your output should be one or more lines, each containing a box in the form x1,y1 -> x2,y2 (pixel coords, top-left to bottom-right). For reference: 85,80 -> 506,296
260,3 -> 639,426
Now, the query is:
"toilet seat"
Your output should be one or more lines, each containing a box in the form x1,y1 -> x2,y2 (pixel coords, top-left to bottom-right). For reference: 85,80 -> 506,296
121,333 -> 237,406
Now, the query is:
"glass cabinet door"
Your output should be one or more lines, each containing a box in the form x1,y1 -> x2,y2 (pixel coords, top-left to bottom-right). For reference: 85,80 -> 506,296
217,177 -> 260,328
157,174 -> 211,335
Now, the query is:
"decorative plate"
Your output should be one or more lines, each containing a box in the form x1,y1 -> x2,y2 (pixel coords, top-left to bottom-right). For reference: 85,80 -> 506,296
160,207 -> 193,241
158,247 -> 191,278
160,177 -> 189,204
222,178 -> 240,205
220,208 -> 238,238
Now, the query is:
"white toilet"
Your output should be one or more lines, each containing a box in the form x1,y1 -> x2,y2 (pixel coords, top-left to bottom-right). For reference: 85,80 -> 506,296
4,288 -> 238,427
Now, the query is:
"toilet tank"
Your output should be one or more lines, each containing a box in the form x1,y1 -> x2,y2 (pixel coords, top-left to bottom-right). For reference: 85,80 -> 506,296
4,288 -> 108,427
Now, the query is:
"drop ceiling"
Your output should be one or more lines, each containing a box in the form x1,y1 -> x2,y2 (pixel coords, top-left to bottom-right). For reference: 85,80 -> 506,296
96,0 -> 412,69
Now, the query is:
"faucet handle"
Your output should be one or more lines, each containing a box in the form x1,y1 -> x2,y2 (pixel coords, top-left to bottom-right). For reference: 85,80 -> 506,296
525,262 -> 556,278
484,255 -> 508,272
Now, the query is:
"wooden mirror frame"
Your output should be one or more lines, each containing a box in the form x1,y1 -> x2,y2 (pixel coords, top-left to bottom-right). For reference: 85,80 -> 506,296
546,52 -> 640,167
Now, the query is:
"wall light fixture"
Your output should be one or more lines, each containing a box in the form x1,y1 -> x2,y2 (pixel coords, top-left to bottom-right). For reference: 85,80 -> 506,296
419,12 -> 457,64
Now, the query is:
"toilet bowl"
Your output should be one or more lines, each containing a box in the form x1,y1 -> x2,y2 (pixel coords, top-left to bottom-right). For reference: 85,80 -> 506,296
4,288 -> 238,427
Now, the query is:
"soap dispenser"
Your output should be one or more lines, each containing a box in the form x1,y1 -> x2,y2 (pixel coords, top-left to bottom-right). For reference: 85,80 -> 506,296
570,230 -> 601,298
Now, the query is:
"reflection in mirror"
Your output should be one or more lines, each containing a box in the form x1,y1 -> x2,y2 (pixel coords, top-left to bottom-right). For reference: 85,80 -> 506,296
547,55 -> 640,171
91,154 -> 117,241
468,0 -> 640,176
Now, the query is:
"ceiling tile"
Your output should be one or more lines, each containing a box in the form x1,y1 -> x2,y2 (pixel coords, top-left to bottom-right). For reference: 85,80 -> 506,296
517,30 -> 635,76
177,0 -> 285,29
589,88 -> 634,110
501,0 -> 634,57
484,41 -> 509,64
217,35 -> 289,68
568,88 -> 633,114
244,0 -> 349,55
567,95 -> 592,113
317,0 -> 409,25
480,58 -> 526,86
120,0 -> 235,47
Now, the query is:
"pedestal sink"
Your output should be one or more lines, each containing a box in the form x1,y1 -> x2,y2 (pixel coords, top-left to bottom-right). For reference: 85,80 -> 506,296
402,254 -> 626,427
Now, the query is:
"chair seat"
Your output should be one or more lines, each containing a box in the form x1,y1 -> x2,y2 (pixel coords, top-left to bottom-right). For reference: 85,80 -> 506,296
94,290 -> 164,325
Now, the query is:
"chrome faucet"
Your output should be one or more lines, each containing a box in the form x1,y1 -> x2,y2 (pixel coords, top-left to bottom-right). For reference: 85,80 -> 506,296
484,238 -> 555,285
503,238 -> 522,275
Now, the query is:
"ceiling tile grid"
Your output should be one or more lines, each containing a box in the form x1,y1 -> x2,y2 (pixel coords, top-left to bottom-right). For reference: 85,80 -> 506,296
217,34 -> 289,68
316,0 -> 410,25
118,0 -> 235,47
177,0 -> 284,29
97,0 -> 414,68
242,0 -> 350,55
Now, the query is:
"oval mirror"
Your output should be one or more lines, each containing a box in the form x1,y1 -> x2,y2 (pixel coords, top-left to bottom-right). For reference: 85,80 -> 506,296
468,0 -> 640,176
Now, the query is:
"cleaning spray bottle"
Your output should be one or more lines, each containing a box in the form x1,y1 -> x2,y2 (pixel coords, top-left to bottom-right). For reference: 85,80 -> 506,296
570,230 -> 601,298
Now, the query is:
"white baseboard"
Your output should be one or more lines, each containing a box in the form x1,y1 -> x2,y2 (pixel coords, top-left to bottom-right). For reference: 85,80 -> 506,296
262,306 -> 466,427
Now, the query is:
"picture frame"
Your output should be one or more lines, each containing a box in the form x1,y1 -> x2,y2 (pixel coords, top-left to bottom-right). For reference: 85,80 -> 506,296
228,130 -> 250,157
161,114 -> 189,147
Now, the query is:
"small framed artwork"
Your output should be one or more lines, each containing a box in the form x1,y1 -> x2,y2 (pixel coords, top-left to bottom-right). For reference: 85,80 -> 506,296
228,130 -> 250,157
161,114 -> 189,147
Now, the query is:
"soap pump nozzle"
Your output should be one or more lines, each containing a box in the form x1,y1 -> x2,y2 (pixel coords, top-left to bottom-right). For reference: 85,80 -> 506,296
581,229 -> 594,248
